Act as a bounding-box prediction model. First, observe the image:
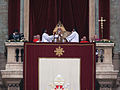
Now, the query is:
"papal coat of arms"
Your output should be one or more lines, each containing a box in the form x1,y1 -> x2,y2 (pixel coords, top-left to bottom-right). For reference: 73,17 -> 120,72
48,74 -> 70,90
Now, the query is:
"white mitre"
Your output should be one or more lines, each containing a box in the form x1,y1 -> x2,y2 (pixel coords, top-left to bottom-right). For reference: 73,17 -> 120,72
54,74 -> 64,86
50,74 -> 69,90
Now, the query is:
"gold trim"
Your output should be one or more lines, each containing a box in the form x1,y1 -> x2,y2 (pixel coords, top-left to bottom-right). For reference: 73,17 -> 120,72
93,44 -> 95,90
25,43 -> 27,90
25,42 -> 94,46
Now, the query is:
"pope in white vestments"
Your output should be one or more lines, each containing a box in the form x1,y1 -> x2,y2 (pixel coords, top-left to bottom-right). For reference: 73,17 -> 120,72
66,29 -> 79,42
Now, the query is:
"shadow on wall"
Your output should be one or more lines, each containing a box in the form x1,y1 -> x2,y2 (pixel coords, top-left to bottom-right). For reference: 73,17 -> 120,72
19,79 -> 24,90
96,79 -> 100,90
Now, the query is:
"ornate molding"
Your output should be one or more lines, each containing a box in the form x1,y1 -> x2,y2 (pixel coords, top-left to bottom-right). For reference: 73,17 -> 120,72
98,79 -> 116,88
116,76 -> 120,87
0,5 -> 8,11
1,70 -> 23,78
8,83 -> 19,87
5,42 -> 24,47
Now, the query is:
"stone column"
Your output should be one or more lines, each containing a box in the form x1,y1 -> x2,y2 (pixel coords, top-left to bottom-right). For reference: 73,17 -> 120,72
113,53 -> 120,70
24,0 -> 29,41
0,0 -> 8,54
95,0 -> 99,38
20,0 -> 24,33
89,0 -> 95,40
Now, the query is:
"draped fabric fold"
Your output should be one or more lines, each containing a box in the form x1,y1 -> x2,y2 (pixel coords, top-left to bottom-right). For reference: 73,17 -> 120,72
99,0 -> 110,39
29,0 -> 89,41
24,43 -> 95,90
29,0 -> 58,41
8,0 -> 20,35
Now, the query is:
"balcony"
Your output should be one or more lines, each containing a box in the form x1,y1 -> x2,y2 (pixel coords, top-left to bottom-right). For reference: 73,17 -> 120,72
1,42 -> 24,89
0,42 -> 119,90
96,43 -> 118,89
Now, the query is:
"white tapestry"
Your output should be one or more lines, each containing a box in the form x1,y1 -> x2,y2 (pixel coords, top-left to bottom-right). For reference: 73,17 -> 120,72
39,58 -> 80,90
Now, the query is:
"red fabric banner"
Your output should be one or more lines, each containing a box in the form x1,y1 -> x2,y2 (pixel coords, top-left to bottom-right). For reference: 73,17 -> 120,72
24,43 -> 95,90
99,0 -> 110,39
8,0 -> 20,35
29,0 -> 89,41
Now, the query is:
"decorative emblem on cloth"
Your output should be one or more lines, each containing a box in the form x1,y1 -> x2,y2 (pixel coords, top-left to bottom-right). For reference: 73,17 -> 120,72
54,46 -> 64,57
48,74 -> 70,90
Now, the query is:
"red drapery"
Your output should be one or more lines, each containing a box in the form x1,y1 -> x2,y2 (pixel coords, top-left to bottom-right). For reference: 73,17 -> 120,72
8,0 -> 20,35
24,43 -> 95,90
99,0 -> 110,39
29,0 -> 89,41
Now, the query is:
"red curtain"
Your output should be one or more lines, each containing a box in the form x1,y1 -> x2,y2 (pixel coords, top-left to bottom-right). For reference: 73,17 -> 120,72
8,0 -> 20,35
29,0 -> 89,41
99,0 -> 110,39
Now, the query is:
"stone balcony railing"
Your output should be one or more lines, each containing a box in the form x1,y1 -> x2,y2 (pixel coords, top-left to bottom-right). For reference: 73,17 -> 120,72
96,43 -> 115,71
0,42 -> 119,90
96,43 -> 119,89
1,42 -> 24,90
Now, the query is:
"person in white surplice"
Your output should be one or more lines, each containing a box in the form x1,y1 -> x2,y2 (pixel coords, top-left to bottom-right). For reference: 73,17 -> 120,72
42,29 -> 54,42
66,28 -> 79,42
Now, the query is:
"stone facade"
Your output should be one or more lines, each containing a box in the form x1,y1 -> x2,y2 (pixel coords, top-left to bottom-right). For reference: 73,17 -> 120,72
110,0 -> 120,53
0,0 -> 120,90
0,0 -> 8,90
0,0 -> 8,54
96,43 -> 119,90
110,1 -> 120,89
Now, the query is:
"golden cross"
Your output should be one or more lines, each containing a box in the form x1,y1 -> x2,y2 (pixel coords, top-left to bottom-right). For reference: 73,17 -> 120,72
98,17 -> 106,29
98,17 -> 106,39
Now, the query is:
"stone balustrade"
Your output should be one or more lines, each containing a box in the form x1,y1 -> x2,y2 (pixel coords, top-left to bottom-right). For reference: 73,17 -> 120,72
1,42 -> 24,89
0,42 -> 119,90
96,43 -> 119,90
96,43 -> 114,71
5,42 -> 24,63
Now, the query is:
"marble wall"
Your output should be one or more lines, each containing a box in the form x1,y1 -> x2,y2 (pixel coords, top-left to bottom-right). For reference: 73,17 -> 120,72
110,0 -> 120,53
0,0 -> 8,54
